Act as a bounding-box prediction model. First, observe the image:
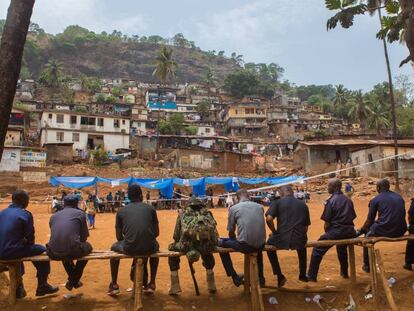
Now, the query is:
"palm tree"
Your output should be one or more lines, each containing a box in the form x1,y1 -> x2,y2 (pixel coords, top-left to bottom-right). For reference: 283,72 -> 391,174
39,59 -> 63,88
333,85 -> 349,107
348,91 -> 372,127
152,46 -> 177,84
152,46 -> 177,158
368,102 -> 391,137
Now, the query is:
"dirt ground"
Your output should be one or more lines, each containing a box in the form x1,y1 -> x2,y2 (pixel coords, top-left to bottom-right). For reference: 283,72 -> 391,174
0,195 -> 413,311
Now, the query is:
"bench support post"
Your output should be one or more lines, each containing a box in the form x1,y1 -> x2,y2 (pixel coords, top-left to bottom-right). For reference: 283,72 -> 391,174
375,249 -> 398,311
368,245 -> 378,306
243,254 -> 250,295
8,263 -> 19,306
133,258 -> 144,311
248,253 -> 264,311
348,245 -> 356,285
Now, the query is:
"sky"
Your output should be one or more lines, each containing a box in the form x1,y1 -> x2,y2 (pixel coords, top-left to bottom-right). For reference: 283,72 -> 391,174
1,0 -> 413,90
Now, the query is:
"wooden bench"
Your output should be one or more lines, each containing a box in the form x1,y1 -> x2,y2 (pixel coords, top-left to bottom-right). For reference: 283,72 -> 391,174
1,235 -> 413,311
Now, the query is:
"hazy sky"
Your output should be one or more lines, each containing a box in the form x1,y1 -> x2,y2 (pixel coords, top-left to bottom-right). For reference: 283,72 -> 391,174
1,0 -> 413,90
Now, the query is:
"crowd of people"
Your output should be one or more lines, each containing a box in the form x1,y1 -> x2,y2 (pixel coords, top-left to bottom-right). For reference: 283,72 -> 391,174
0,178 -> 413,301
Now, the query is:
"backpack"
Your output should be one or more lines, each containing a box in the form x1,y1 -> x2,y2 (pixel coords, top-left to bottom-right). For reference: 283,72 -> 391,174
170,207 -> 218,256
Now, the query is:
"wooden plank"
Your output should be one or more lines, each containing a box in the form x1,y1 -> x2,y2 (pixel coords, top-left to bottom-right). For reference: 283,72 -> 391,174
243,254 -> 251,296
134,258 -> 144,311
348,245 -> 356,285
375,249 -> 399,311
249,254 -> 264,311
8,263 -> 19,306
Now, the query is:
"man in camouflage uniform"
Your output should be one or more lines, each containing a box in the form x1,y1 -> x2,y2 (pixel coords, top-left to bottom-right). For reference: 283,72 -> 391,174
168,198 -> 218,295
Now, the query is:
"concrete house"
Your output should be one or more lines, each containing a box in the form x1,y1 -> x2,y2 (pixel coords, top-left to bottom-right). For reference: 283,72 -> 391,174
40,111 -> 130,152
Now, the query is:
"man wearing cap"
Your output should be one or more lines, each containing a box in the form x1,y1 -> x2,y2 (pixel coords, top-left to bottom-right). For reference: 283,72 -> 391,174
46,194 -> 92,290
0,190 -> 59,298
219,189 -> 266,287
359,179 -> 407,272
107,184 -> 160,296
168,198 -> 218,295
307,179 -> 357,282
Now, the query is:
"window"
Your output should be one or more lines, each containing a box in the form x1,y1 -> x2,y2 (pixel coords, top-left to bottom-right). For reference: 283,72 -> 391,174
56,132 -> 64,142
205,128 -> 211,133
48,113 -> 53,119
234,109 -> 238,115
56,114 -> 64,123
368,154 -> 373,162
122,119 -> 126,125
97,118 -> 104,127
70,115 -> 77,124
80,117 -> 96,125
72,133 -> 79,142
114,119 -> 120,128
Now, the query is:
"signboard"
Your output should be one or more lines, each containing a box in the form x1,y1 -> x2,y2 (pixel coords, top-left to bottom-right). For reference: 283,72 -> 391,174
0,149 -> 21,172
20,151 -> 47,168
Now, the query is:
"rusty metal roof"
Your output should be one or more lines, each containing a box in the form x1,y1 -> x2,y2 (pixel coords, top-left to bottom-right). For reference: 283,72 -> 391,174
298,139 -> 414,147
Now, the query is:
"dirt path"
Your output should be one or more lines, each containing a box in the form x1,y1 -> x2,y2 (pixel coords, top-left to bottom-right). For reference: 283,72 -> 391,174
1,195 -> 413,310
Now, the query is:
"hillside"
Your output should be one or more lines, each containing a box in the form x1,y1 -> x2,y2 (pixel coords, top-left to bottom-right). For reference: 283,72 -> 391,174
13,24 -> 240,83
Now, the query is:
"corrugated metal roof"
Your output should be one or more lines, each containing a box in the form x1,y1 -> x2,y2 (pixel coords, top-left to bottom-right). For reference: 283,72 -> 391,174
299,139 -> 414,147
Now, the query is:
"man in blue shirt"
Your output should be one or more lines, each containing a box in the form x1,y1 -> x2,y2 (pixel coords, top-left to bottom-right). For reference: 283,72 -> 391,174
359,179 -> 407,272
0,190 -> 59,298
307,179 -> 357,282
404,198 -> 414,270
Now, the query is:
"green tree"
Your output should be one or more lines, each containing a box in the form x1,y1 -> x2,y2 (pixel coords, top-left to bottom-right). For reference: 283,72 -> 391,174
348,90 -> 372,127
223,69 -> 260,98
185,125 -> 198,135
80,75 -> 102,93
368,102 -> 391,136
152,46 -> 178,84
159,113 -> 186,135
333,84 -> 349,107
111,86 -> 122,97
196,101 -> 211,121
38,59 -> 63,87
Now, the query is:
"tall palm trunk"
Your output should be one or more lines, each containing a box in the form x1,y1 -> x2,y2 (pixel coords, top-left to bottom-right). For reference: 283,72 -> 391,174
378,6 -> 400,190
0,0 -> 35,160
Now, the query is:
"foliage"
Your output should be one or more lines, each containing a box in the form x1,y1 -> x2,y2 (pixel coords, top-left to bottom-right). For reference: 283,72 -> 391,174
244,62 -> 284,83
184,125 -> 198,135
38,60 -> 63,87
80,75 -> 102,93
74,105 -> 88,113
111,86 -> 122,97
348,90 -> 372,125
231,52 -> 244,66
296,84 -> 336,102
91,147 -> 108,166
396,105 -> 414,136
152,46 -> 178,84
203,67 -> 217,89
196,101 -> 211,120
223,69 -> 260,98
19,66 -> 32,80
159,113 -> 186,135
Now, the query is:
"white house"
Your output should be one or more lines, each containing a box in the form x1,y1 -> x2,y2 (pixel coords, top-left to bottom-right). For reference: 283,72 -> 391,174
40,111 -> 130,152
197,125 -> 216,137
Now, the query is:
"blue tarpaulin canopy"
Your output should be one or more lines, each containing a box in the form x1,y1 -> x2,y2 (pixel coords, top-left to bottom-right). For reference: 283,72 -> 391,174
49,176 -> 305,199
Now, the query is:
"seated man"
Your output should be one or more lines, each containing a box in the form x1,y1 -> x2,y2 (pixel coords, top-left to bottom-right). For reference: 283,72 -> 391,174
107,184 -> 160,296
266,186 -> 310,287
307,179 -> 357,282
219,189 -> 266,287
404,197 -> 414,270
46,194 -> 92,290
0,190 -> 59,298
168,198 -> 218,295
359,179 -> 407,272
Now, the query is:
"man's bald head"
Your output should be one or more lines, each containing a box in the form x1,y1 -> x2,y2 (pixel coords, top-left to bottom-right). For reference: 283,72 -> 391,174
376,179 -> 390,193
328,179 -> 342,194
236,189 -> 249,201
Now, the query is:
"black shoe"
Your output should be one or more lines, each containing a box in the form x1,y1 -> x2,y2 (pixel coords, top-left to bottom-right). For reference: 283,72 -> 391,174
16,284 -> 27,299
403,263 -> 413,271
306,274 -> 317,282
65,280 -> 83,291
340,272 -> 349,279
362,265 -> 370,273
277,275 -> 287,288
36,284 -> 59,297
298,275 -> 308,283
232,274 -> 244,287
107,282 -> 120,296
